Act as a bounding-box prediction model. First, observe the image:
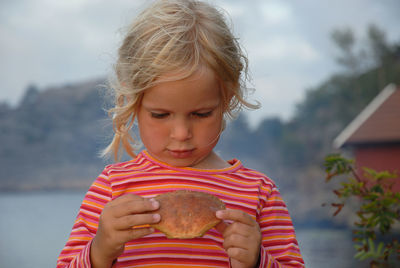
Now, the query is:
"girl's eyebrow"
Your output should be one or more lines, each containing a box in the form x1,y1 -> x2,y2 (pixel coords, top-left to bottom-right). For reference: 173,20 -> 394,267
143,106 -> 218,113
193,99 -> 223,110
142,100 -> 221,111
141,103 -> 170,111
142,104 -> 162,110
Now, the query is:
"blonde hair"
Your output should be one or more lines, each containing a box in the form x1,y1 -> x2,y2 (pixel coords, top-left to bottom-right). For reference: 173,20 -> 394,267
104,0 -> 259,160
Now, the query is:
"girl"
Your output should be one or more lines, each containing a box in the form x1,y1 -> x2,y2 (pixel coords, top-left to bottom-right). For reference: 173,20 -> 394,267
57,0 -> 304,267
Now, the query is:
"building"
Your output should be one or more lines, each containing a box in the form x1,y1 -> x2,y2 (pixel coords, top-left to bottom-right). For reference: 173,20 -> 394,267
334,83 -> 400,191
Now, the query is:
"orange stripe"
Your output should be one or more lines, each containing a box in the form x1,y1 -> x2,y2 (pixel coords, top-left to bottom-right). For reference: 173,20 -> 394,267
125,243 -> 221,250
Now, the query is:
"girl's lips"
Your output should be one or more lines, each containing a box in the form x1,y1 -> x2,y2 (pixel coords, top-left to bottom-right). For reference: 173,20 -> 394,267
168,149 -> 195,158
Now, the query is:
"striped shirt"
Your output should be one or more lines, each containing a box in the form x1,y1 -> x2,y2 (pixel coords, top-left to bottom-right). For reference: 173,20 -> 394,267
57,151 -> 304,267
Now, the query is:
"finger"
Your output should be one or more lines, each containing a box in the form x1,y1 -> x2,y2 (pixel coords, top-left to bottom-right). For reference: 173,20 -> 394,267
215,221 -> 228,234
109,193 -> 144,206
226,244 -> 260,268
226,247 -> 249,265
114,213 -> 160,230
112,198 -> 159,218
222,221 -> 254,239
102,194 -> 144,215
128,227 -> 155,240
216,209 -> 256,226
115,226 -> 156,245
230,257 -> 248,268
223,232 -> 249,250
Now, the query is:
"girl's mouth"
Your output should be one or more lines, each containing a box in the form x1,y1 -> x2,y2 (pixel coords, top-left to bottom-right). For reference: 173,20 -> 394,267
168,149 -> 195,158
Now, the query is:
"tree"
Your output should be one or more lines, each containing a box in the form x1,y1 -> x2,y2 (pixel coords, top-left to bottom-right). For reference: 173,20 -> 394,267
331,27 -> 362,74
368,24 -> 391,66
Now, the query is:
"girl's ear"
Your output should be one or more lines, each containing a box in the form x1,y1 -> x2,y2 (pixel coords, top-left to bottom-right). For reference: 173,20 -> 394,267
224,86 -> 235,114
217,79 -> 232,112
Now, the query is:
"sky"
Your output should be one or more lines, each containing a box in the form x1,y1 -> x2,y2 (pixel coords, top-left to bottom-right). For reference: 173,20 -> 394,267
1,0 -> 400,127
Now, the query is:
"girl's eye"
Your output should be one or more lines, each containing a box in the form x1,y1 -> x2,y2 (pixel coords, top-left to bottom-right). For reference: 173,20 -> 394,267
193,111 -> 212,118
151,112 -> 169,119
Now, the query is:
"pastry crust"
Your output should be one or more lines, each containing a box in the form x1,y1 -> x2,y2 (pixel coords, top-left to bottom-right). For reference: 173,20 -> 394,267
151,190 -> 225,239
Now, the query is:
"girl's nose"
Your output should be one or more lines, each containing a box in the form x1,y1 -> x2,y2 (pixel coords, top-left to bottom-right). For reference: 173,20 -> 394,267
170,119 -> 192,141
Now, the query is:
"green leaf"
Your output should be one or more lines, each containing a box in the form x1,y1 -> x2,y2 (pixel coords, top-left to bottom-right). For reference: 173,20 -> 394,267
354,250 -> 366,260
359,251 -> 374,261
370,185 -> 383,194
376,242 -> 384,256
324,154 -> 354,175
368,238 -> 375,253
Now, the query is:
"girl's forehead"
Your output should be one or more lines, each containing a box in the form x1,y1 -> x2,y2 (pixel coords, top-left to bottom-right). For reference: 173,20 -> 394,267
141,68 -> 221,107
156,65 -> 216,83
149,67 -> 219,91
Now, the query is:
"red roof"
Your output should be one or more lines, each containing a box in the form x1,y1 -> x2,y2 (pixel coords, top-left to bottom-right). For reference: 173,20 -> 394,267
334,84 -> 400,148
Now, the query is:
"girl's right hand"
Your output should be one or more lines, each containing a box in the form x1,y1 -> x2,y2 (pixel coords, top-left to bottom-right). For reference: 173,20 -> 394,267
90,194 -> 160,268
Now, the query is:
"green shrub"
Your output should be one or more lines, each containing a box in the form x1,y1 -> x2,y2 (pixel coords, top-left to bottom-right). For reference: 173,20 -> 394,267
324,154 -> 400,267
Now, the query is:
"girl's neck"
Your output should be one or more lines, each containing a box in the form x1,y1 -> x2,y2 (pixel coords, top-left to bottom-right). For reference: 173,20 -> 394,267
191,151 -> 231,170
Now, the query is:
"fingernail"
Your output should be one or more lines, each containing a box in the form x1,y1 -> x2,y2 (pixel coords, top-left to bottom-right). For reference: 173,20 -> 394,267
153,214 -> 160,222
216,210 -> 224,218
150,199 -> 159,209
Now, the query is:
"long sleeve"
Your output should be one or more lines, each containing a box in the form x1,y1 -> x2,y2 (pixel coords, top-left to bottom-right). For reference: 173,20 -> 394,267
57,170 -> 112,267
257,184 -> 304,267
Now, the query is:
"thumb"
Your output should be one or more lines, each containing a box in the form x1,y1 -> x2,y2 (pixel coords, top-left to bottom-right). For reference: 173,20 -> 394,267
215,220 -> 228,234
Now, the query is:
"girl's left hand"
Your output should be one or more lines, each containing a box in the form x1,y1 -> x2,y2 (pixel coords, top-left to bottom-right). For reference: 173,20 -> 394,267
216,209 -> 261,268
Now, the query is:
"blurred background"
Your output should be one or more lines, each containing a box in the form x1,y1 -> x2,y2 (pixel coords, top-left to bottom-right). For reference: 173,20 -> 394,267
1,0 -> 400,267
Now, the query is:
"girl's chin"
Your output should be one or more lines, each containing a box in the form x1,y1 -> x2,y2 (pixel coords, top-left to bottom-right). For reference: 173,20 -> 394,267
148,149 -> 214,168
161,154 -> 209,168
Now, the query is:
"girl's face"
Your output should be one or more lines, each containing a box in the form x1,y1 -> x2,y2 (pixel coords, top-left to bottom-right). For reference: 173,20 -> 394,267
137,67 -> 224,168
